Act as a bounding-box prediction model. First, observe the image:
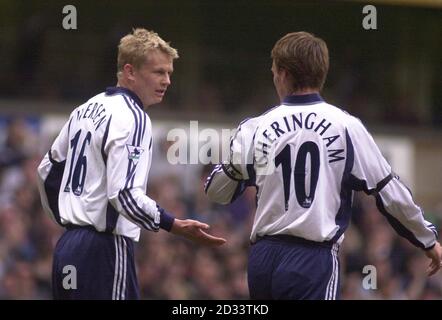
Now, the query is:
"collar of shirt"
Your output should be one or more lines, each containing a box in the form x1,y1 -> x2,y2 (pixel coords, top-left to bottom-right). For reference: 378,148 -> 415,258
105,86 -> 144,110
282,93 -> 323,105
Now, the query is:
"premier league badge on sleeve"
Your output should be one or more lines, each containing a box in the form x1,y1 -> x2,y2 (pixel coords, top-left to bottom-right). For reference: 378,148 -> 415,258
126,144 -> 145,164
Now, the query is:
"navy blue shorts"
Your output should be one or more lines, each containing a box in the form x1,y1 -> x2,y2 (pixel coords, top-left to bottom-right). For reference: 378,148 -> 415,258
248,235 -> 340,300
52,225 -> 139,300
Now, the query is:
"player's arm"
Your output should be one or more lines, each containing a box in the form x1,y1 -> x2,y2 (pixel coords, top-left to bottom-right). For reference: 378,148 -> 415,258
205,163 -> 248,204
36,116 -> 72,225
106,112 -> 225,246
205,120 -> 254,204
105,114 -> 175,232
347,117 -> 440,274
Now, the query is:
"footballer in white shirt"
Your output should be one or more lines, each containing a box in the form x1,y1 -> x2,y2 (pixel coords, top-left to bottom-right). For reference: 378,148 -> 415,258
205,31 -> 441,300
37,28 -> 225,300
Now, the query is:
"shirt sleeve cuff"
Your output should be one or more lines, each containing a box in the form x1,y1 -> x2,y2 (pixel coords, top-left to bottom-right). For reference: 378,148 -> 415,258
424,242 -> 436,251
158,206 -> 175,232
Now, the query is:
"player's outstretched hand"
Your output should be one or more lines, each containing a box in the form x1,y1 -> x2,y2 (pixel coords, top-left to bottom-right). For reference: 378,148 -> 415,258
425,241 -> 442,276
171,219 -> 226,246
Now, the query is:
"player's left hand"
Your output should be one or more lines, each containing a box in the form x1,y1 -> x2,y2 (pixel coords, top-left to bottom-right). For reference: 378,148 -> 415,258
425,241 -> 442,276
171,219 -> 226,246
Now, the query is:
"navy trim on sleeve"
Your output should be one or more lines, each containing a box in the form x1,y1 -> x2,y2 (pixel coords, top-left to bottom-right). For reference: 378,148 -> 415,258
44,152 -> 66,227
347,167 -> 430,249
48,149 -> 56,164
221,163 -> 243,181
231,181 -> 247,202
331,129 -> 355,242
375,173 -> 394,193
375,194 -> 427,249
204,164 -> 223,194
157,206 -> 175,232
101,115 -> 112,164
348,173 -> 394,195
424,243 -> 436,251
118,190 -> 157,230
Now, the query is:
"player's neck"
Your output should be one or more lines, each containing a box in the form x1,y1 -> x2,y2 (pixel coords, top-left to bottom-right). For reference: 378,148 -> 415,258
290,88 -> 319,95
116,80 -> 131,91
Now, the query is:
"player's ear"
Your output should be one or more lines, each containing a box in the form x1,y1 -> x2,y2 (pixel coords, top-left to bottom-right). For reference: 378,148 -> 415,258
280,67 -> 289,80
123,64 -> 136,81
280,68 -> 294,86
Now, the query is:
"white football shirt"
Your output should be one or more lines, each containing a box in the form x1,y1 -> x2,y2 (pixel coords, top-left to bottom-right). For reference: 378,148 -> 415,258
206,93 -> 437,248
37,87 -> 174,241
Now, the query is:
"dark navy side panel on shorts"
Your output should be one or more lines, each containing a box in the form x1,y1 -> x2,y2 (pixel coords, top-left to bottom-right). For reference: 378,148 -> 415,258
248,236 -> 340,300
52,226 -> 139,300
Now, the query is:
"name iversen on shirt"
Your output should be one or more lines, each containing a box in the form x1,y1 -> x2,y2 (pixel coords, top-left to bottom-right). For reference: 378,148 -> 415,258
255,112 -> 345,168
76,102 -> 107,131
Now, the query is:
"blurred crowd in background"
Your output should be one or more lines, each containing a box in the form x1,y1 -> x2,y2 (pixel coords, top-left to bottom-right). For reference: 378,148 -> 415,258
0,118 -> 441,299
1,2 -> 441,126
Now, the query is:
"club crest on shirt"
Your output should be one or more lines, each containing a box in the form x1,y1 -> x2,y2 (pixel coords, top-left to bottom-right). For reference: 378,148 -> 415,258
126,144 -> 145,163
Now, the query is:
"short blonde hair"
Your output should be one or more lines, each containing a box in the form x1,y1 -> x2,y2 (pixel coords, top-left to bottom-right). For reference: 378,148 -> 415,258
271,32 -> 329,91
117,28 -> 179,78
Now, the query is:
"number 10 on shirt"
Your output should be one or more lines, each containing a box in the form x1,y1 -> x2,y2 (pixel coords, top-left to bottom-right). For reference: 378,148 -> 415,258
275,141 -> 320,210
